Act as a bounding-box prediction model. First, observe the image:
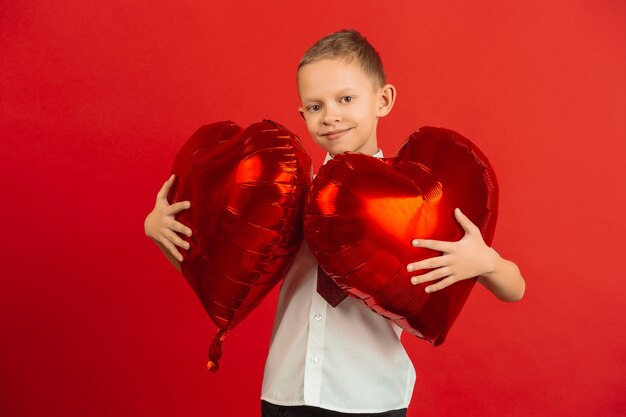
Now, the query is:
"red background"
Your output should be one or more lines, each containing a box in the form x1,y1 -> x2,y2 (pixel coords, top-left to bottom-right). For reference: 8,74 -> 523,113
2,1 -> 625,416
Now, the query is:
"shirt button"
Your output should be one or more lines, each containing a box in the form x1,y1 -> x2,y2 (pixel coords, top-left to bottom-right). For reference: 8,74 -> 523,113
310,355 -> 318,364
314,313 -> 322,321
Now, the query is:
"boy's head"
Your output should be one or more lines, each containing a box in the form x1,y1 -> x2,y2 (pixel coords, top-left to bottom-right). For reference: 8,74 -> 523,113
297,29 -> 396,157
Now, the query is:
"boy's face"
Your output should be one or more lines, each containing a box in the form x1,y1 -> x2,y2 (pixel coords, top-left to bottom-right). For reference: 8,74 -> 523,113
297,58 -> 395,157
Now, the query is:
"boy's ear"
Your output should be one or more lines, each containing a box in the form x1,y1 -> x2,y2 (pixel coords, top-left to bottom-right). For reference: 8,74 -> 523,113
376,83 -> 397,118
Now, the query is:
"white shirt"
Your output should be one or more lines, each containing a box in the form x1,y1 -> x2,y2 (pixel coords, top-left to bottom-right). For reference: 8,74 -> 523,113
261,149 -> 416,413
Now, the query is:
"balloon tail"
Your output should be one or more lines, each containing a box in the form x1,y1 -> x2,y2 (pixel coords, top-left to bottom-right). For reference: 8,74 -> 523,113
206,328 -> 228,372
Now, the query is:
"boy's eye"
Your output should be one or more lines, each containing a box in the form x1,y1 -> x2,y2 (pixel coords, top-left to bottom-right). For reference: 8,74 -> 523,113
308,104 -> 321,112
341,96 -> 354,103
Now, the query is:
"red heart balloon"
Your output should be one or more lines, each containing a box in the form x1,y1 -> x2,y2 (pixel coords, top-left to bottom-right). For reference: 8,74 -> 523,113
168,120 -> 311,370
304,126 -> 498,345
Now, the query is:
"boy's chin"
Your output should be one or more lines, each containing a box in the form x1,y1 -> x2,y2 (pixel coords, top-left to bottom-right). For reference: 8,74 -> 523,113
317,139 -> 374,157
325,144 -> 357,157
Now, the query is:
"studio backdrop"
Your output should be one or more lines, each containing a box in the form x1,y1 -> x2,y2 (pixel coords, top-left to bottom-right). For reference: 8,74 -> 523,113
2,1 -> 625,416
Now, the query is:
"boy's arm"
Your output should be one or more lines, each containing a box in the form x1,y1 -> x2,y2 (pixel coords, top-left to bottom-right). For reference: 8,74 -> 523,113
477,255 -> 525,302
144,174 -> 193,274
151,238 -> 182,273
406,208 -> 525,302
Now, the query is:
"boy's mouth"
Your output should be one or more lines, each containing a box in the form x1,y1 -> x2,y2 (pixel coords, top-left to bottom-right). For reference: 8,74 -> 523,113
321,127 -> 352,139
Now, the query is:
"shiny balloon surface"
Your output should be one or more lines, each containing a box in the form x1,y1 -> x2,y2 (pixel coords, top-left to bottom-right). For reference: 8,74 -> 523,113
304,126 -> 498,345
168,120 -> 311,370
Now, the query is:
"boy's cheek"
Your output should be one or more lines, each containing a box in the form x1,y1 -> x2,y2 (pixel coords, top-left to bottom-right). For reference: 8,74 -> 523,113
307,128 -> 322,143
312,138 -> 329,150
311,137 -> 334,153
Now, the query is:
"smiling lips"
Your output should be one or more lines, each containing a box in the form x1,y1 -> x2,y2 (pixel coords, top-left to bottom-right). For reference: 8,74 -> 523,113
321,127 -> 353,140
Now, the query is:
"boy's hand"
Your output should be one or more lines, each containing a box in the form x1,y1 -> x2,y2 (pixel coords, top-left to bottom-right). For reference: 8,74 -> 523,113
406,208 -> 499,293
144,174 -> 193,263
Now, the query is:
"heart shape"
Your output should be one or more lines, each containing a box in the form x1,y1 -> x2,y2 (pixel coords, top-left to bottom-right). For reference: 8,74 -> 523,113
168,120 -> 311,370
304,126 -> 498,345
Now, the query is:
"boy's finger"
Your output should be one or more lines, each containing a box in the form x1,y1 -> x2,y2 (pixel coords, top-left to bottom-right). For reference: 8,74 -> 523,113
454,208 -> 479,234
164,229 -> 190,250
165,200 -> 191,215
169,219 -> 192,237
411,238 -> 451,253
156,174 -> 176,201
407,255 -> 450,272
160,237 -> 184,262
425,275 -> 457,293
410,267 -> 451,285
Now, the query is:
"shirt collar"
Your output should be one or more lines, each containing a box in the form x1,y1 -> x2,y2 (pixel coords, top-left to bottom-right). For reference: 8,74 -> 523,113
322,148 -> 384,165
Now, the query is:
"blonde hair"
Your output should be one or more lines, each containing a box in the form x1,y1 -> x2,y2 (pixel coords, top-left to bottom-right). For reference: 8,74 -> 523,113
297,29 -> 386,89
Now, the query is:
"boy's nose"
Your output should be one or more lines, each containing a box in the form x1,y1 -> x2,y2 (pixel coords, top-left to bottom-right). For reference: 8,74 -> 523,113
322,108 -> 342,124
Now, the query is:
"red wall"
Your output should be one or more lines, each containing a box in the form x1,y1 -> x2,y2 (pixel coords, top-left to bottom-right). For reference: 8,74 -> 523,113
2,1 -> 625,416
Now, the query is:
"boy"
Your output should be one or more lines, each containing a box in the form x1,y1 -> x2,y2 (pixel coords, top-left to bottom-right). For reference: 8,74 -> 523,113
144,30 -> 525,417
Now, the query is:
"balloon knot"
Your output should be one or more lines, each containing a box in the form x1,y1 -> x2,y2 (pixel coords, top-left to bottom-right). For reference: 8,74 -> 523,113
206,328 -> 228,372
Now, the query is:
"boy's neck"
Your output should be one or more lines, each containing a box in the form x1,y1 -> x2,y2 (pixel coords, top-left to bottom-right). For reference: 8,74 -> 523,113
324,148 -> 383,165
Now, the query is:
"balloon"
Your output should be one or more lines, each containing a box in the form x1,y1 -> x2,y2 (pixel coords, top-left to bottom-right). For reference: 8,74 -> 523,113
168,120 -> 311,371
304,126 -> 498,345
